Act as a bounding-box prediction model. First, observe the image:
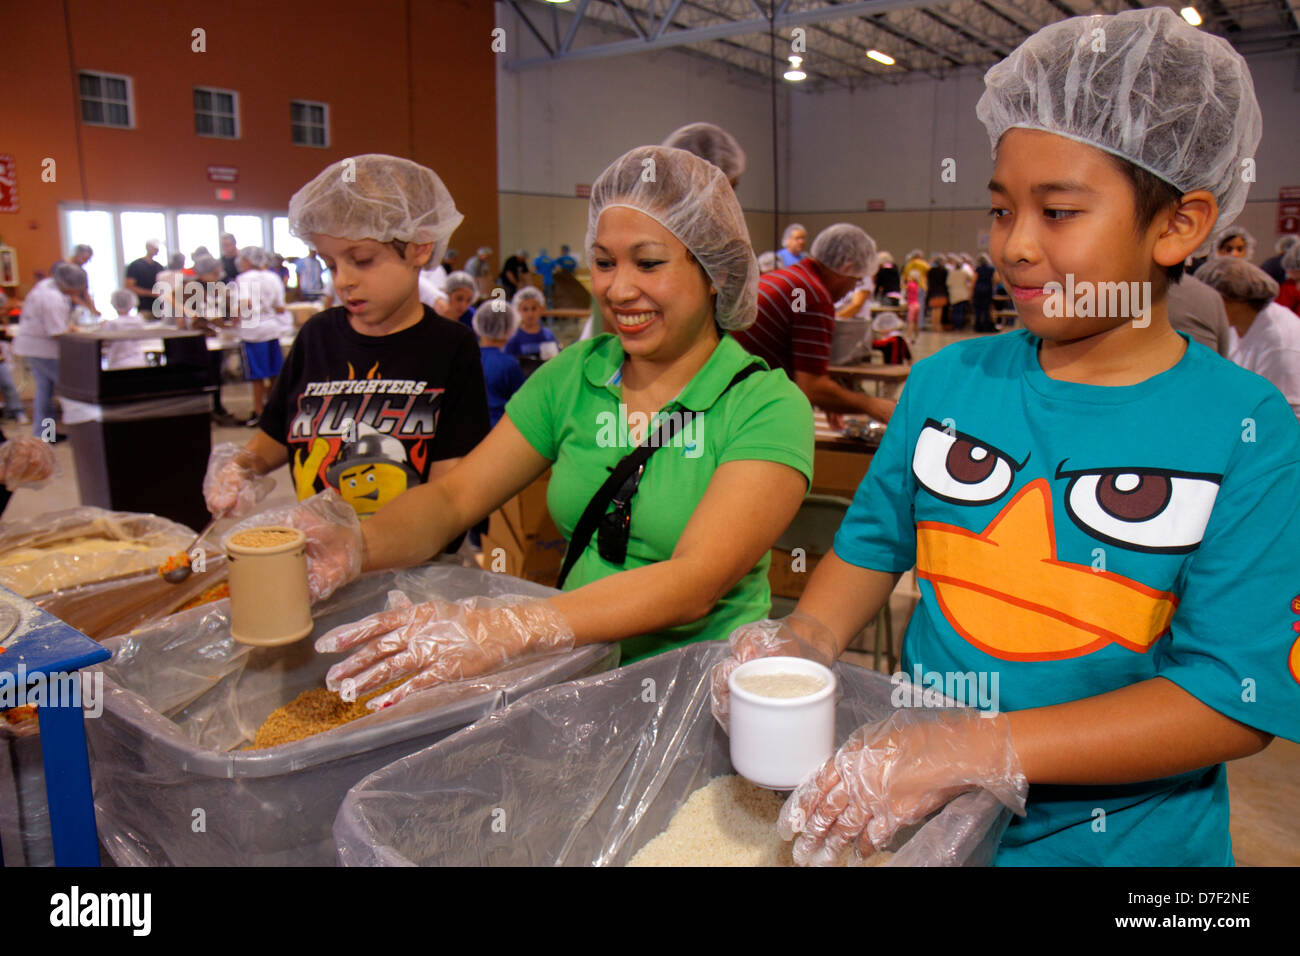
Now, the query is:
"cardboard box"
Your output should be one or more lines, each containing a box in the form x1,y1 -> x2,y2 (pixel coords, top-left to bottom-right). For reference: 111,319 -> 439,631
502,471 -> 553,543
482,509 -> 566,589
767,547 -> 825,599
811,448 -> 871,499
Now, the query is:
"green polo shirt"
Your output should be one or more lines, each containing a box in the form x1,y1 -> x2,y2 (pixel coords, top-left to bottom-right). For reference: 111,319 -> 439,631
505,333 -> 814,662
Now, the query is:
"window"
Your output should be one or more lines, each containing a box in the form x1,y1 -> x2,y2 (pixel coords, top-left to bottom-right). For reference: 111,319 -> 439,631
290,100 -> 329,148
177,213 -> 220,262
79,71 -> 133,128
63,209 -> 117,316
194,87 -> 238,139
221,214 -> 265,250
272,216 -> 309,260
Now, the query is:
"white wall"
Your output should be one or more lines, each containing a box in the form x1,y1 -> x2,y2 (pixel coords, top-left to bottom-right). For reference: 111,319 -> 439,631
494,0 -> 1300,260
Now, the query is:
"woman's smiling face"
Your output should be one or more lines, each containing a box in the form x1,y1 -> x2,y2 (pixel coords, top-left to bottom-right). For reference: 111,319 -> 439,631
590,205 -> 716,361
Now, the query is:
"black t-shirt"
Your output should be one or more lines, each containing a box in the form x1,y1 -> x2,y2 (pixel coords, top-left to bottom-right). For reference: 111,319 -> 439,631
221,255 -> 239,282
258,306 -> 491,520
125,258 -> 164,312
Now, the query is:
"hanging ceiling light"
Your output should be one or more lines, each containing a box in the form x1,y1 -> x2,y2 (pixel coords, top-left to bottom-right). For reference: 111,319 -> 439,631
784,55 -> 806,81
1179,6 -> 1202,25
866,49 -> 895,66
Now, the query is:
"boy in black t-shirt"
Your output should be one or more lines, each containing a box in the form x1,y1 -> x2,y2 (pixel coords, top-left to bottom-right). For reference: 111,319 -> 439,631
203,155 -> 489,530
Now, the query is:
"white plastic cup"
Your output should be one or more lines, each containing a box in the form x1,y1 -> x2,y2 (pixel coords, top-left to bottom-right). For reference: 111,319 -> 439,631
728,656 -> 837,790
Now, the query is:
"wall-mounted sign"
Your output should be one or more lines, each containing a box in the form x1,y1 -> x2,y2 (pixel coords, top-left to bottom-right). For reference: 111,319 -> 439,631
0,245 -> 18,286
207,165 -> 239,183
867,199 -> 885,212
0,155 -> 18,213
575,184 -> 591,198
1278,187 -> 1300,236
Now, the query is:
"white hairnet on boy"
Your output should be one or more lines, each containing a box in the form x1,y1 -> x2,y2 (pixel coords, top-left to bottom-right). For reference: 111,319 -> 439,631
1195,256 -> 1279,303
472,297 -> 518,340
289,154 -> 464,270
110,289 -> 138,312
976,7 -> 1262,238
662,122 -> 746,183
585,145 -> 758,331
810,223 -> 877,279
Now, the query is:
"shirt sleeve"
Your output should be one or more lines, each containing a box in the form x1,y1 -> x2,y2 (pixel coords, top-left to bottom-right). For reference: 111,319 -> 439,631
430,329 -> 491,461
504,343 -> 582,461
832,375 -> 919,572
1153,395 -> 1300,741
1253,350 -> 1300,422
716,373 -> 815,488
256,321 -> 308,444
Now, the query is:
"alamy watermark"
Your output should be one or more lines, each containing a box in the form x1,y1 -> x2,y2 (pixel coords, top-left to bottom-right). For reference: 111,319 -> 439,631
890,665 -> 1001,716
0,666 -> 103,718
1041,274 -> 1151,327
595,408 -> 702,457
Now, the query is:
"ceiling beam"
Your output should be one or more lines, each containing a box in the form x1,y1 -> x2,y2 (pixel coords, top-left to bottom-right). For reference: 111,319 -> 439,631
506,0 -> 945,70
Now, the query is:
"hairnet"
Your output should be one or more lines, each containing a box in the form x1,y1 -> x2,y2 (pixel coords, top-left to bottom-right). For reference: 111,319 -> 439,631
288,154 -> 464,269
1194,256 -> 1279,303
810,223 -> 877,279
192,245 -> 211,259
662,122 -> 747,183
975,7 -> 1262,242
110,289 -> 138,312
193,255 -> 220,276
50,262 -> 87,291
168,253 -> 186,270
906,248 -> 923,262
877,250 -> 894,266
476,247 -> 492,256
72,244 -> 93,257
443,271 -> 476,296
782,223 -> 806,244
512,286 -> 545,308
757,250 -> 777,273
586,145 -> 757,330
1283,244 -> 1300,273
1213,225 -> 1257,259
238,246 -> 268,270
472,298 -> 518,340
1274,235 -> 1299,257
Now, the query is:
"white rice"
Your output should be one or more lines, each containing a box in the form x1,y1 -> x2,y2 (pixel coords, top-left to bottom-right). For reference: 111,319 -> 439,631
626,775 -> 892,867
735,672 -> 827,698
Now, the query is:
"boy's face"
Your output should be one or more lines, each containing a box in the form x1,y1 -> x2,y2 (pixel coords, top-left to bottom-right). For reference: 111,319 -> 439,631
1219,236 -> 1248,258
987,129 -> 1168,343
591,205 -> 716,362
517,298 -> 542,331
312,234 -> 426,330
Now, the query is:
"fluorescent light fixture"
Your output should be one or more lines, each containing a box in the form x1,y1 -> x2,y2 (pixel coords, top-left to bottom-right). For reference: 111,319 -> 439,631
784,55 -> 806,81
866,49 -> 895,65
1180,6 -> 1202,25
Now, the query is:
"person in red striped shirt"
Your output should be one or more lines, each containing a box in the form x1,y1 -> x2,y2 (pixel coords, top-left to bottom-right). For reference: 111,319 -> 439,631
732,223 -> 895,424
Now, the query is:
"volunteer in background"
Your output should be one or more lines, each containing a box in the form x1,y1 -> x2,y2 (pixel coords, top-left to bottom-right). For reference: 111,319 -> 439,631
233,247 -> 288,426
14,261 -> 87,440
243,146 -> 814,710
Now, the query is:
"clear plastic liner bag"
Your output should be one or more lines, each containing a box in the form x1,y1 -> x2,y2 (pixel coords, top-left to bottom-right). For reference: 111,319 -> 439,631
334,642 -> 1013,867
85,561 -> 616,866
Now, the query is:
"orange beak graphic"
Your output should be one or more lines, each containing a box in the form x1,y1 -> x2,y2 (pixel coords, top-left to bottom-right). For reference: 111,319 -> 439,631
916,478 -> 1177,661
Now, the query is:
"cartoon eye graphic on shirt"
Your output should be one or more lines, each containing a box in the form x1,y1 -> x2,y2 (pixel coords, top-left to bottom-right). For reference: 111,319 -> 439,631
912,420 -> 1025,505
1057,464 -> 1221,554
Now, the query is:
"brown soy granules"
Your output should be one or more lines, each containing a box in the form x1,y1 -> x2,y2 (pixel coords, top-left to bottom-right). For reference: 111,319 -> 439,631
229,528 -> 299,549
246,682 -> 399,749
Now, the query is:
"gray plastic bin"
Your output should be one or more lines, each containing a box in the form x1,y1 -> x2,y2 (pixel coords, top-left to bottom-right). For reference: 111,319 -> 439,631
86,563 -> 617,866
334,641 -> 1012,866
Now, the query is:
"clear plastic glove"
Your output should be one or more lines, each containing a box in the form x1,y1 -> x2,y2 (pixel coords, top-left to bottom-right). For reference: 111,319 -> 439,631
225,490 -> 363,602
203,442 -> 275,518
315,592 -> 575,710
778,708 -> 1028,866
710,610 -> 840,733
0,436 -> 56,491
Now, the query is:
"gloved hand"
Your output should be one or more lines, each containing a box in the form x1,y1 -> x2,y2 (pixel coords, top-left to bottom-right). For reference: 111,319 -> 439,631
778,708 -> 1028,866
710,610 -> 840,733
0,436 -> 56,491
226,490 -> 363,602
204,442 -> 275,518
315,592 -> 575,710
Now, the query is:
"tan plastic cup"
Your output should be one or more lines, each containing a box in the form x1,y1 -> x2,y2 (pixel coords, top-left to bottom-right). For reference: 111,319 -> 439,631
226,526 -> 314,646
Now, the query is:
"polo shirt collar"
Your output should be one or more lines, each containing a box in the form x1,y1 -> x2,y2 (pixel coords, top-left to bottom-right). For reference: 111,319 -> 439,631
582,333 -> 770,412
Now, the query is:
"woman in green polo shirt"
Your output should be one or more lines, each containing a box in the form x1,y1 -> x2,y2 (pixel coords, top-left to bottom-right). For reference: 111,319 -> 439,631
264,146 -> 814,710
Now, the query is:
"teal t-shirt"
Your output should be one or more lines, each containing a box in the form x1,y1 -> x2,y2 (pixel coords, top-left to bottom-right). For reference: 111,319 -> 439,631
506,333 -> 814,662
833,329 -> 1300,866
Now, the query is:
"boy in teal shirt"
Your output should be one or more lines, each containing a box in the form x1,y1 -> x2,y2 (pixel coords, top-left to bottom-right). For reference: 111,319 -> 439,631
714,8 -> 1298,866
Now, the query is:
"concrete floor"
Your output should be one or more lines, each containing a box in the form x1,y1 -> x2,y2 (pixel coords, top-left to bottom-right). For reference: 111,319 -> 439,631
5,328 -> 1297,865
